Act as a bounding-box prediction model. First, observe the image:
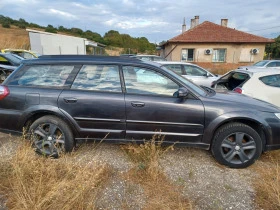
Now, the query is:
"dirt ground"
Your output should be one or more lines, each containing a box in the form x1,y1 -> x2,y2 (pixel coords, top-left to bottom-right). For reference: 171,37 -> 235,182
0,132 -> 260,209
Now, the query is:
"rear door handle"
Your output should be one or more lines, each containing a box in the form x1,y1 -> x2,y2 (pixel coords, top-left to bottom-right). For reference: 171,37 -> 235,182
131,101 -> 145,107
63,98 -> 77,103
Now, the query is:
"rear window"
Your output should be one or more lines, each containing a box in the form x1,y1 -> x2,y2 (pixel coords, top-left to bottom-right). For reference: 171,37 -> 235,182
215,72 -> 250,90
253,60 -> 269,67
9,65 -> 74,87
259,74 -> 280,87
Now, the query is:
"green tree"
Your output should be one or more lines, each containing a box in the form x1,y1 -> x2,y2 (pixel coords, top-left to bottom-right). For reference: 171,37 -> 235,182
265,36 -> 280,59
18,18 -> 28,29
104,30 -> 122,46
45,25 -> 57,33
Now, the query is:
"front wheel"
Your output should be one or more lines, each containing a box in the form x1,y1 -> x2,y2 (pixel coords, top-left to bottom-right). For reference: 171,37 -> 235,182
29,115 -> 74,158
211,123 -> 262,168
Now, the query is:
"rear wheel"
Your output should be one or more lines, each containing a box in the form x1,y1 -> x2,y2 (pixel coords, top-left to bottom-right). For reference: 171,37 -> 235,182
29,115 -> 74,158
211,123 -> 262,168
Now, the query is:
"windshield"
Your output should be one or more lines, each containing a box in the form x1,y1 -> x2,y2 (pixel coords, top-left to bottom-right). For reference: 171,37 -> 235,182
32,52 -> 41,57
253,60 -> 269,67
161,66 -> 206,95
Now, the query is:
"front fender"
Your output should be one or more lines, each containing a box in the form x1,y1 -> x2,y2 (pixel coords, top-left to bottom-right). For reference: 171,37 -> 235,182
202,110 -> 271,145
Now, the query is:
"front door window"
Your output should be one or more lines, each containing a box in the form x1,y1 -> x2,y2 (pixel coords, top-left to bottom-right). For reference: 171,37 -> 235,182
123,66 -> 179,96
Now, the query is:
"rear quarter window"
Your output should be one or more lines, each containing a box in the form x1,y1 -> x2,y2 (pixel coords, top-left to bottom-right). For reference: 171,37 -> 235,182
8,65 -> 74,87
259,74 -> 280,87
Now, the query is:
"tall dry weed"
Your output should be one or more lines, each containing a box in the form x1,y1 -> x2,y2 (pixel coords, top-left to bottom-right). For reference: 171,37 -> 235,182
0,141 -> 111,210
254,151 -> 280,209
121,134 -> 174,180
121,135 -> 192,209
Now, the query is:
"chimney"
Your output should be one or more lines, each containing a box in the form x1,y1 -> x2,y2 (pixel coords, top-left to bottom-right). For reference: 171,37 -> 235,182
190,16 -> 199,29
190,18 -> 195,29
221,19 -> 228,27
182,17 -> 186,33
194,16 -> 199,27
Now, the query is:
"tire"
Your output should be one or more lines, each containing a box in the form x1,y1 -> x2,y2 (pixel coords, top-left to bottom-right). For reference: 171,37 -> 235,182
211,123 -> 262,168
29,115 -> 74,158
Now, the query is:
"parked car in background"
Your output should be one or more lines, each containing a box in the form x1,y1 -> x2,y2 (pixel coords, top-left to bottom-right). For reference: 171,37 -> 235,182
120,54 -> 136,57
211,68 -> 280,107
0,53 -> 24,83
132,54 -> 166,61
157,61 -> 220,87
1,55 -> 280,168
1,49 -> 40,59
238,60 -> 280,70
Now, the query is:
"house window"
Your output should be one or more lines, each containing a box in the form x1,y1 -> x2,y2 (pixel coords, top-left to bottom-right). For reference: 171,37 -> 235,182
181,49 -> 194,62
212,49 -> 226,62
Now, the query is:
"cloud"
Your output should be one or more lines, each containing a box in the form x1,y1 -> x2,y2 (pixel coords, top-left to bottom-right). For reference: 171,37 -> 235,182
39,9 -> 77,20
0,0 -> 280,41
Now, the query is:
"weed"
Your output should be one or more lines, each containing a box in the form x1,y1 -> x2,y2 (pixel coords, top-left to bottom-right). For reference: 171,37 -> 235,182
188,168 -> 194,179
254,151 -> 280,209
121,134 -> 174,180
121,134 -> 192,209
0,141 -> 111,210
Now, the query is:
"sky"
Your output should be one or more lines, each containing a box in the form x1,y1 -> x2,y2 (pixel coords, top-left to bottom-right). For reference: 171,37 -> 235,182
1,0 -> 280,43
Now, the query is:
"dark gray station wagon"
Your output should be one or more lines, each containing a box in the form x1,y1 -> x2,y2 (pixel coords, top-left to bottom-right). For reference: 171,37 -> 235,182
0,55 -> 280,168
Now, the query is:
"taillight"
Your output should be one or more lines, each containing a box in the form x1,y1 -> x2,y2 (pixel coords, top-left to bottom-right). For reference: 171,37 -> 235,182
0,85 -> 10,100
233,87 -> 243,94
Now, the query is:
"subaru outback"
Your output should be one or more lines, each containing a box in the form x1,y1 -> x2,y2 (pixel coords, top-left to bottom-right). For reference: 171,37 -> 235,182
0,55 -> 280,168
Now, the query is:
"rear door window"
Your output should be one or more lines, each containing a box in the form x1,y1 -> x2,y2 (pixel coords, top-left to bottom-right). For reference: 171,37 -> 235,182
183,65 -> 209,76
71,65 -> 122,92
163,64 -> 183,75
267,62 -> 277,67
259,74 -> 280,87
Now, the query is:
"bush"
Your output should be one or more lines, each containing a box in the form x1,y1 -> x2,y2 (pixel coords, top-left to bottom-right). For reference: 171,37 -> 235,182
2,22 -> 10,28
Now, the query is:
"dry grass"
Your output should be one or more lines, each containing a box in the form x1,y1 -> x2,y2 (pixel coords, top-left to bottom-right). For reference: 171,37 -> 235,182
0,25 -> 30,49
121,135 -> 192,209
254,150 -> 280,210
0,141 -> 111,210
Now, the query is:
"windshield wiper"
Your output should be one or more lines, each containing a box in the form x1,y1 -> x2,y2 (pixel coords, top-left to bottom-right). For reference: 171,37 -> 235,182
200,85 -> 216,95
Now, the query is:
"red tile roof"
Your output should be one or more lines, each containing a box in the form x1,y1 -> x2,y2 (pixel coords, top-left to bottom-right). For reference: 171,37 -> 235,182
168,21 -> 274,44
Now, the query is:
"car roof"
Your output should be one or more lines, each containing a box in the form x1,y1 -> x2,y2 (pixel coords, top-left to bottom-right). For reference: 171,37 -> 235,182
156,61 -> 195,65
231,68 -> 280,75
2,49 -> 29,52
21,55 -> 161,67
261,60 -> 280,62
135,55 -> 162,57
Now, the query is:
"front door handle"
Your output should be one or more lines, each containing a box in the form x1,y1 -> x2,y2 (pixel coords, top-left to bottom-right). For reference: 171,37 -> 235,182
63,98 -> 77,103
131,101 -> 145,107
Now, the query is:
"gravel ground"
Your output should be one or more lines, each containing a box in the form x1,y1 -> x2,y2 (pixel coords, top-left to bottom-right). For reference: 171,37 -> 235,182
0,132 -> 259,209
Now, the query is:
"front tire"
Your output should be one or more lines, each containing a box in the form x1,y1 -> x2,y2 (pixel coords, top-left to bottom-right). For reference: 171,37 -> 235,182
29,115 -> 74,157
211,123 -> 262,168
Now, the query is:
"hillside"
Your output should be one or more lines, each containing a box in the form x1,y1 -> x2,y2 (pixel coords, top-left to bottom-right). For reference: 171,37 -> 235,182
0,25 -> 30,49
0,25 -> 124,56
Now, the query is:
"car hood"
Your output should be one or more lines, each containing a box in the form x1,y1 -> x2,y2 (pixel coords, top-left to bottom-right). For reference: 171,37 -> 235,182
205,90 -> 280,112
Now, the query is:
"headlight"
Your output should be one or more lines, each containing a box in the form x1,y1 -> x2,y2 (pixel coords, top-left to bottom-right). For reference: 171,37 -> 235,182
275,113 -> 280,119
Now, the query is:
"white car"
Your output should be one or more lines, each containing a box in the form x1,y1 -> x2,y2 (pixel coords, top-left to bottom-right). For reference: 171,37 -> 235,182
132,55 -> 166,61
238,60 -> 280,70
157,61 -> 220,87
212,68 -> 280,107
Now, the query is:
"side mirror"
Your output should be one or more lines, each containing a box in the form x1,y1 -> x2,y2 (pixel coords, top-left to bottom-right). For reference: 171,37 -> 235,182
178,87 -> 189,98
206,72 -> 211,77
